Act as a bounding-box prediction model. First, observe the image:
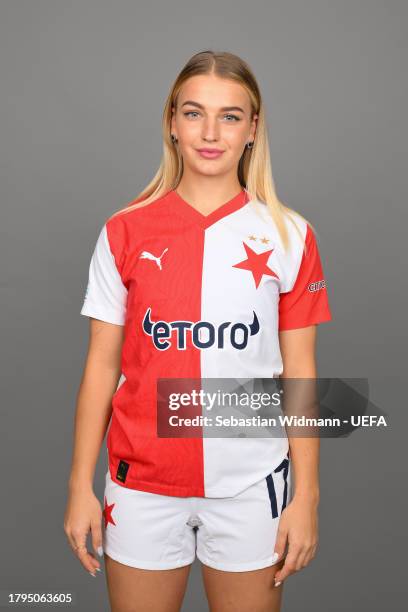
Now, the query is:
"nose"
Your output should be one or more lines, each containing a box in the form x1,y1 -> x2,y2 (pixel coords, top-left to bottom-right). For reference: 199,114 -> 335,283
201,116 -> 220,142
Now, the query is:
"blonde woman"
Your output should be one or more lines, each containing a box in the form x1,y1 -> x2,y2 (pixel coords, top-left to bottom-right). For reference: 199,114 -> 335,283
64,50 -> 332,612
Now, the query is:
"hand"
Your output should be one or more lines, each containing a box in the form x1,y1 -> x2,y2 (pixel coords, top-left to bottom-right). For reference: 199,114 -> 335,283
273,495 -> 319,586
63,484 -> 104,577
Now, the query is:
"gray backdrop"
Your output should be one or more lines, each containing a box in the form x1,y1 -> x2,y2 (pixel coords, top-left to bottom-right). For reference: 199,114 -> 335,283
1,0 -> 407,610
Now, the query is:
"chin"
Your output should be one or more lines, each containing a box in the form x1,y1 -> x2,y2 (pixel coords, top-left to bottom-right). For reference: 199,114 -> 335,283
186,159 -> 224,174
196,166 -> 225,177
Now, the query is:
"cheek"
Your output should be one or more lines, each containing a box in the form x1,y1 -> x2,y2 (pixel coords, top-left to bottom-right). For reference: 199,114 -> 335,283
223,127 -> 247,150
178,123 -> 201,142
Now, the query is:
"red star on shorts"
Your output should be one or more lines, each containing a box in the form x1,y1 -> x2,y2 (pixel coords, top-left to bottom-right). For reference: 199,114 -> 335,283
103,496 -> 116,528
233,242 -> 279,288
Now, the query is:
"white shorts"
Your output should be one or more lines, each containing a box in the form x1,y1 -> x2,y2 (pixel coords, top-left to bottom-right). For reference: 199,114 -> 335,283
102,453 -> 292,572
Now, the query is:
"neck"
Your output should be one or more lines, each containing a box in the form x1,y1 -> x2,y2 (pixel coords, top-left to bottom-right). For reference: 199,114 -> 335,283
175,171 -> 243,211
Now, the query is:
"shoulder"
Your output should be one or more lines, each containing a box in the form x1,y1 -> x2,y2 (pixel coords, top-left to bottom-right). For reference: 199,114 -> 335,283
108,191 -> 169,223
104,191 -> 170,245
247,199 -> 311,250
246,200 -> 322,292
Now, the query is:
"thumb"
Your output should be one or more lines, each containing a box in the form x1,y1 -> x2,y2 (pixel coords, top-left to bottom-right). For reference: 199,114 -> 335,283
273,525 -> 288,561
91,519 -> 104,558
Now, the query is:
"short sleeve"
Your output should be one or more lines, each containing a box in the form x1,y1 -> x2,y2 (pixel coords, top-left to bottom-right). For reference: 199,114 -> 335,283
278,224 -> 332,331
80,223 -> 128,325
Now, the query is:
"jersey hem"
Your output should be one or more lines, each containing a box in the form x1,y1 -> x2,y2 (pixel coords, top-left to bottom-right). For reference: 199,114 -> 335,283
108,469 -> 205,497
278,310 -> 332,331
80,304 -> 125,326
108,444 -> 290,499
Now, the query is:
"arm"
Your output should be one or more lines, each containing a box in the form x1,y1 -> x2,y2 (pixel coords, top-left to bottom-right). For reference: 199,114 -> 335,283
276,221 -> 331,509
273,324 -> 320,586
68,318 -> 124,491
64,318 -> 124,576
65,218 -> 128,576
272,220 -> 332,587
279,325 -> 320,507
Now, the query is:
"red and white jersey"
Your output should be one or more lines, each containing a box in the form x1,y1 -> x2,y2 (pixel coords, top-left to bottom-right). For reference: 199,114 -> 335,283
80,188 -> 332,497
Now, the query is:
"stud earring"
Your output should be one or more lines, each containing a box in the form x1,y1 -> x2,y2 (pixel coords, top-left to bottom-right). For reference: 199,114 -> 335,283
246,141 -> 254,149
171,134 -> 178,144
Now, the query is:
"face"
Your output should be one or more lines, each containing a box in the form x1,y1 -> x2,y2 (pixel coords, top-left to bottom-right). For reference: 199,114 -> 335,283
170,74 -> 257,178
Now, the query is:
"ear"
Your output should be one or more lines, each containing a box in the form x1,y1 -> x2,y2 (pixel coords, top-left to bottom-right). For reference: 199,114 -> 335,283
251,113 -> 258,138
170,109 -> 176,134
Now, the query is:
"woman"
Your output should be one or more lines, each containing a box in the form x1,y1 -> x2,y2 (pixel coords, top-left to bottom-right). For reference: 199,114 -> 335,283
64,50 -> 332,612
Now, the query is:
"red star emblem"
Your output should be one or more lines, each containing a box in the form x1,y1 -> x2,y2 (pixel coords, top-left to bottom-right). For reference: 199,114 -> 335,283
103,496 -> 116,528
233,242 -> 279,288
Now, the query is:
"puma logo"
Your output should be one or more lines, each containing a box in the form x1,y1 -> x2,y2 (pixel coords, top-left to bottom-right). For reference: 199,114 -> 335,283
139,248 -> 168,270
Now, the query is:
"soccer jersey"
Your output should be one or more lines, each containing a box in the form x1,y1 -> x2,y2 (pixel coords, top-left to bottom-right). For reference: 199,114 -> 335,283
80,188 -> 332,497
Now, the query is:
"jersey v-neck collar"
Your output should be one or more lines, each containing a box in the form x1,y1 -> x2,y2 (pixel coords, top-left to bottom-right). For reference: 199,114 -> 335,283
168,187 -> 250,229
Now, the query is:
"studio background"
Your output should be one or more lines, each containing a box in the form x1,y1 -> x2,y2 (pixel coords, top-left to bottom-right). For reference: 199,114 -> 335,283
1,1 -> 406,610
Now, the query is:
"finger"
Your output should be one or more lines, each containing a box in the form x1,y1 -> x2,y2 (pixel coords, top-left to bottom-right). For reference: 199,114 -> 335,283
72,532 -> 99,576
65,530 -> 77,555
275,557 -> 297,584
294,547 -> 309,570
274,548 -> 300,584
66,530 -> 84,557
273,526 -> 288,562
301,543 -> 317,568
71,530 -> 87,554
76,545 -> 100,576
90,519 -> 104,569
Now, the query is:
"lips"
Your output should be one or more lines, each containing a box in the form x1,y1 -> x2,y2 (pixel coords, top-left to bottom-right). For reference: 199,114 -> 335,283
197,148 -> 224,153
196,148 -> 225,159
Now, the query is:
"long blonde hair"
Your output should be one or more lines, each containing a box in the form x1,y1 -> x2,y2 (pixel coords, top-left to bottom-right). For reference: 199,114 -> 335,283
111,50 -> 313,253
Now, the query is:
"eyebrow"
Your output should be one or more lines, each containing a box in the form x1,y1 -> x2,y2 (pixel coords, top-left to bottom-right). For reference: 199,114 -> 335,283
181,100 -> 245,113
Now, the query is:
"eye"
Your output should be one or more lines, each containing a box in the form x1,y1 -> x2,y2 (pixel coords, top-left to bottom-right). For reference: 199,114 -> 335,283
183,111 -> 240,122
